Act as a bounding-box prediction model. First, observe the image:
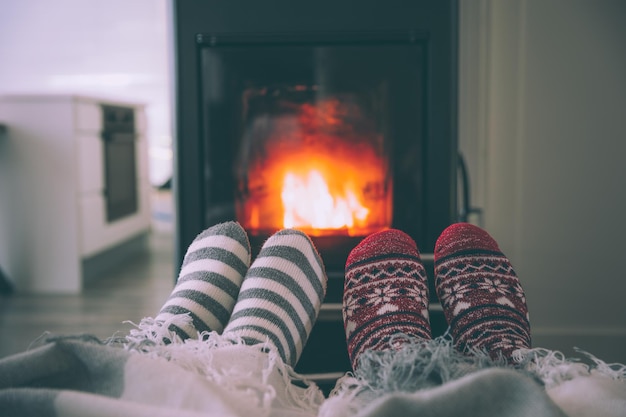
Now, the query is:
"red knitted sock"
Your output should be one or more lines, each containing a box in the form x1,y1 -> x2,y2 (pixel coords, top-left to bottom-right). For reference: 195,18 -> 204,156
434,223 -> 531,362
343,229 -> 431,370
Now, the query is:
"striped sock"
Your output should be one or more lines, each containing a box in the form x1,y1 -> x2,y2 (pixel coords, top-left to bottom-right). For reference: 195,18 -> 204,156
343,229 -> 431,371
155,221 -> 251,340
434,223 -> 531,362
222,229 -> 327,367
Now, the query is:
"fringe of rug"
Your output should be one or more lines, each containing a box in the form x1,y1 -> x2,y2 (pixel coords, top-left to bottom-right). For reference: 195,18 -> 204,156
319,333 -> 510,417
319,333 -> 626,417
513,346 -> 626,389
32,319 -> 625,417
111,313 -> 325,417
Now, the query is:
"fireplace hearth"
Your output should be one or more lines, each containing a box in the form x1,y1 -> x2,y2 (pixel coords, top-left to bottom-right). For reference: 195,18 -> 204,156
171,0 -> 458,381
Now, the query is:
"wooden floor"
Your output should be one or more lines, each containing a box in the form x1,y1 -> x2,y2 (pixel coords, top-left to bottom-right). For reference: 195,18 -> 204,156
0,193 -> 177,359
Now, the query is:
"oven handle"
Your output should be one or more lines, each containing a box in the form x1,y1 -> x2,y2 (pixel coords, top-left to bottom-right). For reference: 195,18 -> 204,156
101,131 -> 138,142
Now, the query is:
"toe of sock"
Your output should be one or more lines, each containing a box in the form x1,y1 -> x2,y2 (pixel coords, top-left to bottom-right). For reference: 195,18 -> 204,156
201,221 -> 248,243
434,223 -> 500,259
260,228 -> 327,290
191,222 -> 250,254
263,228 -> 319,256
346,229 -> 419,267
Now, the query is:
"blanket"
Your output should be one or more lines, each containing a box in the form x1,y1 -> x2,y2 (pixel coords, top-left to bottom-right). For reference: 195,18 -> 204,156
1,315 -> 625,417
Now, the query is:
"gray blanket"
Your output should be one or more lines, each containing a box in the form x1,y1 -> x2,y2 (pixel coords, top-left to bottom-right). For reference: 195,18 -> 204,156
1,332 -> 624,417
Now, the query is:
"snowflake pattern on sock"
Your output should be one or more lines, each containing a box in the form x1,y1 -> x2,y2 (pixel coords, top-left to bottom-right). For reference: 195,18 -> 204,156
434,223 -> 531,362
343,229 -> 431,371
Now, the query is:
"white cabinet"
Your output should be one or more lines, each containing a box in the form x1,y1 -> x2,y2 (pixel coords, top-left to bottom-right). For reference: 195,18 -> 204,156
0,95 -> 151,293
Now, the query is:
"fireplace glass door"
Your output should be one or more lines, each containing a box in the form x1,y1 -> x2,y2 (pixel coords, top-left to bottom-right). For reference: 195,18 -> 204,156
200,35 -> 426,267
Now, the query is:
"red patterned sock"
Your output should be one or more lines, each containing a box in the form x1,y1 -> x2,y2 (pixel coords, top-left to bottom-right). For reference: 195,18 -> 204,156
343,229 -> 431,370
434,223 -> 531,362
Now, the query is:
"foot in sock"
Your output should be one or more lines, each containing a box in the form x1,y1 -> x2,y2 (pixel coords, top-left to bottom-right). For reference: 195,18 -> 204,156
222,229 -> 327,368
343,229 -> 431,371
155,221 -> 251,340
434,223 -> 531,362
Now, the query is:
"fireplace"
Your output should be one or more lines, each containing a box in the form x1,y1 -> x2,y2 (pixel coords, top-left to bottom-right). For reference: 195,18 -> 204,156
171,0 -> 458,380
236,85 -> 392,240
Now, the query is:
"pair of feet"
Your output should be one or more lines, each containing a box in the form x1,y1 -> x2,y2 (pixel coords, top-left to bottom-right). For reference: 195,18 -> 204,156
343,223 -> 531,371
154,222 -> 328,368
153,221 -> 530,373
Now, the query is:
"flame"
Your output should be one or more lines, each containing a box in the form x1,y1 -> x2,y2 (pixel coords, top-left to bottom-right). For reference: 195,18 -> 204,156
236,95 -> 392,237
281,170 -> 369,230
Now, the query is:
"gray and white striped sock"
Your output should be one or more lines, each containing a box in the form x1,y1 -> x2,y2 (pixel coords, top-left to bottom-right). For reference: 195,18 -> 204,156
156,221 -> 251,340
222,229 -> 327,367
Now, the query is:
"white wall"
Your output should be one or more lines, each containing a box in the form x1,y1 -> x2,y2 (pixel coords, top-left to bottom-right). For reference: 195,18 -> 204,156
462,0 -> 626,363
0,0 -> 172,185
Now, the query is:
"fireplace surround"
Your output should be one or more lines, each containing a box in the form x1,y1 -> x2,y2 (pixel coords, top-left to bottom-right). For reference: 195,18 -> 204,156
171,0 -> 458,379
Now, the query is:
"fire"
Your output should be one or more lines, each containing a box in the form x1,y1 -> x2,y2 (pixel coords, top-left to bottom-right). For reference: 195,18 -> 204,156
281,170 -> 370,230
236,94 -> 392,237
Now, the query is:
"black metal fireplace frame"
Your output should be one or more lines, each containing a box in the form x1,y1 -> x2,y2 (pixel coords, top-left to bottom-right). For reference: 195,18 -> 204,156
171,0 -> 458,380
171,0 -> 459,269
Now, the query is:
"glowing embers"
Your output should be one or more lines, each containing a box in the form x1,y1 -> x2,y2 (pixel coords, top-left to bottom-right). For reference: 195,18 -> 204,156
236,92 -> 392,237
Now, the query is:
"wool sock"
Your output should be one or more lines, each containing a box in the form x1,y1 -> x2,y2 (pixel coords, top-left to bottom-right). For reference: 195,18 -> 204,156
222,229 -> 327,368
155,221 -> 251,340
343,229 -> 431,371
434,223 -> 531,362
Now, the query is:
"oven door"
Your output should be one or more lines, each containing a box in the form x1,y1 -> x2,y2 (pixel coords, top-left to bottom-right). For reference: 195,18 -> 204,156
102,130 -> 138,223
